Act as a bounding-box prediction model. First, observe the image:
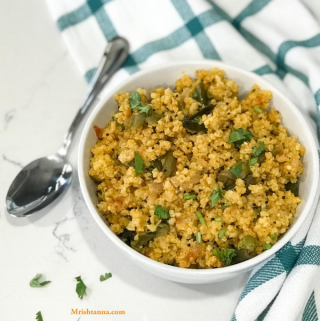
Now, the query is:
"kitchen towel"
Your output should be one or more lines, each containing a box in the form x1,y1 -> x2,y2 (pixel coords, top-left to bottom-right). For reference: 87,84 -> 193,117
46,0 -> 320,320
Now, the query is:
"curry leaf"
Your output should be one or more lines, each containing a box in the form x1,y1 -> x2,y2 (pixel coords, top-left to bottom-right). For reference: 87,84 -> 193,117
134,152 -> 144,176
229,163 -> 242,178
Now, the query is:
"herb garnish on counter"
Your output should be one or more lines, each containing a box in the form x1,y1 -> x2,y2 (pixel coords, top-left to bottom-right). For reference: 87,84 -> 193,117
30,274 -> 51,288
75,276 -> 87,299
36,311 -> 43,321
100,273 -> 112,282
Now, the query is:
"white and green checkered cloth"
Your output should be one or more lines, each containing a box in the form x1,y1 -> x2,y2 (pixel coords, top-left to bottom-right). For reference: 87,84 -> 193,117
46,0 -> 320,320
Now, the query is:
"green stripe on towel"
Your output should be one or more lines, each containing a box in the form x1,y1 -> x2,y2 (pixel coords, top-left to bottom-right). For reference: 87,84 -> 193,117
233,0 -> 273,29
303,292 -> 318,321
57,0 -> 112,31
171,0 -> 220,60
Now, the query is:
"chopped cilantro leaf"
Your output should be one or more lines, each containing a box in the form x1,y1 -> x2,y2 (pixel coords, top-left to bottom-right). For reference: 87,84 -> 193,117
229,129 -> 253,147
129,92 -> 141,109
75,276 -> 87,299
229,163 -> 242,178
212,248 -> 236,266
249,141 -> 265,167
134,152 -> 144,176
209,189 -> 223,208
30,274 -> 51,288
252,141 -> 265,156
154,205 -> 169,219
129,91 -> 150,114
132,105 -> 150,115
36,311 -> 43,321
248,156 -> 258,167
100,273 -> 112,282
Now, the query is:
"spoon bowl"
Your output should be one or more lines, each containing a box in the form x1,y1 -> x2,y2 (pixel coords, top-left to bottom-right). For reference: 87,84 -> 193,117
6,155 -> 72,217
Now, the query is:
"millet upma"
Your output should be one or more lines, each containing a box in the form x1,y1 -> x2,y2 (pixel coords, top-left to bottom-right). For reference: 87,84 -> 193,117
89,68 -> 304,268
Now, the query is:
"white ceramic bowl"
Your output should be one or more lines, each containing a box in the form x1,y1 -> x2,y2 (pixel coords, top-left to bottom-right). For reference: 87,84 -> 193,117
78,61 -> 319,284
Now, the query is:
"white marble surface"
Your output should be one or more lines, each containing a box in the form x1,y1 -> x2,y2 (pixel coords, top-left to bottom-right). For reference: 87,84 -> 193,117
0,1 -> 249,320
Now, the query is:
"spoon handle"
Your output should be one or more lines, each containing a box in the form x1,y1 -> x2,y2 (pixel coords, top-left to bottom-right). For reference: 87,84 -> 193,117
58,37 -> 129,157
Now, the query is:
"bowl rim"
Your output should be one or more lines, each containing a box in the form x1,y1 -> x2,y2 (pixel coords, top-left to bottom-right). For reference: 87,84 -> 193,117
78,60 -> 319,277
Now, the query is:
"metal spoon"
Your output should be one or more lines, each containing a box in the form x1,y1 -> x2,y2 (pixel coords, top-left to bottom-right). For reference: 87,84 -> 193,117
6,37 -> 129,217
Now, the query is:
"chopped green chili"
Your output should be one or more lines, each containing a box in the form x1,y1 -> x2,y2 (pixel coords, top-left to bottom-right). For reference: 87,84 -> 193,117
219,228 -> 226,238
270,233 -> 279,240
196,232 -> 202,243
222,202 -> 231,209
184,193 -> 196,200
196,211 -> 205,225
254,106 -> 262,113
263,243 -> 272,250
